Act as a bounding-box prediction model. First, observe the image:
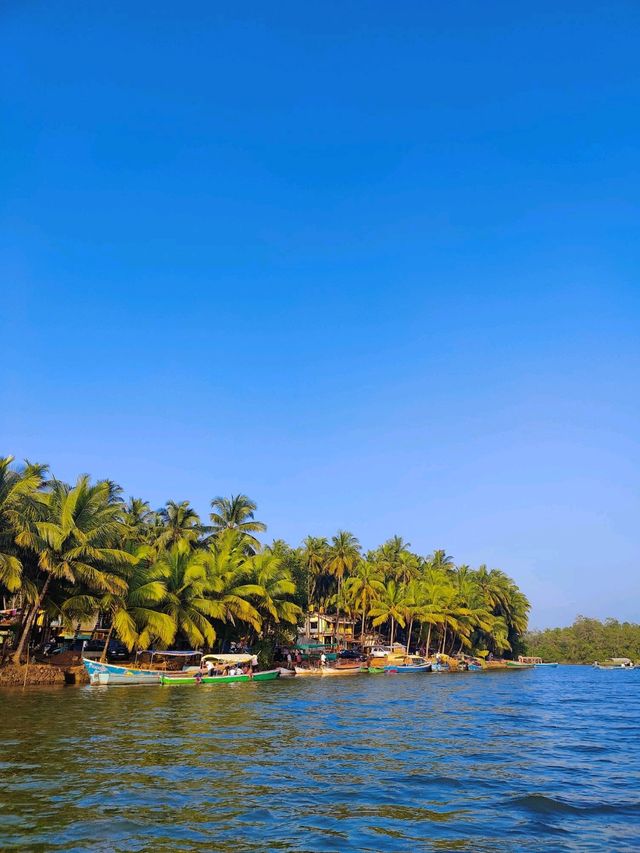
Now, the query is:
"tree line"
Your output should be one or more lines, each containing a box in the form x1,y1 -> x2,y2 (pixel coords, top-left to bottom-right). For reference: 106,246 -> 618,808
525,616 -> 640,663
0,455 -> 530,664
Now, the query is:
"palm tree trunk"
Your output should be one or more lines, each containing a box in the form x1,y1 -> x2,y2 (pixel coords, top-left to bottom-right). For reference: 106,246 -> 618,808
100,623 -> 115,663
440,625 -> 447,654
426,623 -> 432,657
406,617 -> 414,654
12,574 -> 52,665
361,607 -> 366,643
390,616 -> 395,648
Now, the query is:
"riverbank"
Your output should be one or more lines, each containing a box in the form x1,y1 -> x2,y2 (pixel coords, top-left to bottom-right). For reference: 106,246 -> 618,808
0,663 -> 89,687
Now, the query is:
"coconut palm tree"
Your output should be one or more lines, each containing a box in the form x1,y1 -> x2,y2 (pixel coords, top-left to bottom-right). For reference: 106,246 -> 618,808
326,531 -> 360,639
0,456 -> 47,595
12,476 -> 133,663
209,494 -> 266,551
368,580 -> 408,648
62,552 -> 175,658
151,540 -> 217,648
154,500 -> 204,550
242,550 -> 301,632
121,497 -> 157,546
344,560 -> 385,640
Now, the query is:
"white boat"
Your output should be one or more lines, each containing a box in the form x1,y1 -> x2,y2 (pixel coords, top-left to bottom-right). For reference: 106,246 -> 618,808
83,658 -> 162,685
593,658 -> 635,669
294,664 -> 362,677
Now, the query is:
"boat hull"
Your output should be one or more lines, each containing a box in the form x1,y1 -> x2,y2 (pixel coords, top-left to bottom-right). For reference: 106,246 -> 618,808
294,666 -> 362,676
383,664 -> 431,673
534,662 -> 559,668
83,658 -> 161,685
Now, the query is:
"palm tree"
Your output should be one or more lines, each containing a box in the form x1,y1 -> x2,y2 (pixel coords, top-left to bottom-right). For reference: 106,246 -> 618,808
344,560 -> 384,640
151,540 -> 217,648
202,531 -> 263,639
121,497 -> 157,545
209,494 -> 266,551
242,550 -> 301,633
154,500 -> 203,550
299,535 -> 330,622
12,476 -> 133,663
327,531 -> 360,640
62,552 -> 175,659
0,456 -> 47,595
368,580 -> 408,648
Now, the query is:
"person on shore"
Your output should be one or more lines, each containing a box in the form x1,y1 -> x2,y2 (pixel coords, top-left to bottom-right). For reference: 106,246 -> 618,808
286,651 -> 292,669
251,653 -> 258,672
320,651 -> 326,668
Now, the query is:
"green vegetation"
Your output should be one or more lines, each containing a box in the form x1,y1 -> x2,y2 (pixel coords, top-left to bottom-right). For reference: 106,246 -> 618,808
525,617 -> 640,663
1,454 -> 530,663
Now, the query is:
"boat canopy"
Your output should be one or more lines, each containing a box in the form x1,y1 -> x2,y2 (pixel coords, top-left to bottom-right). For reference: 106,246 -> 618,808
202,653 -> 253,664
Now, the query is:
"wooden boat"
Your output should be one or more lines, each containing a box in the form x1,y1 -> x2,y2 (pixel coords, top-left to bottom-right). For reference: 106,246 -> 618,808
83,658 -> 162,685
534,662 -> 559,668
467,663 -> 484,671
593,658 -> 635,669
518,656 -> 558,668
504,660 -> 535,669
160,669 -> 280,685
383,655 -> 431,673
277,667 -> 297,678
367,666 -> 385,674
294,664 -> 362,677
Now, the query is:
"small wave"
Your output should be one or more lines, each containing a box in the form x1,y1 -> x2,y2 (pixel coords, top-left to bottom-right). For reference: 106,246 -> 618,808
509,794 -> 640,816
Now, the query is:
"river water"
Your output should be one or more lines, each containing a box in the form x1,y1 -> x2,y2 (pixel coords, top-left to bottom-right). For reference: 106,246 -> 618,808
1,665 -> 639,851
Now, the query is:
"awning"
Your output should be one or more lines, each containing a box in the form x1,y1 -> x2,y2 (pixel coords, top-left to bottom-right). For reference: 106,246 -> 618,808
202,653 -> 253,664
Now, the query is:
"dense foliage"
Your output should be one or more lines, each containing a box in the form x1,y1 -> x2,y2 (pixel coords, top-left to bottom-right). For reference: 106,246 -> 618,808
1,455 -> 530,662
525,617 -> 640,664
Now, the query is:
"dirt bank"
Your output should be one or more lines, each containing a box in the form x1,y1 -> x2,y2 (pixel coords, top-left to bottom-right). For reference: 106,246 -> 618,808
0,663 -> 89,687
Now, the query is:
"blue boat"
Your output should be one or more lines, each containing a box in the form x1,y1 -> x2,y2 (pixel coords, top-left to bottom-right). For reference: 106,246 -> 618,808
383,656 -> 431,673
83,658 -> 162,685
83,650 -> 203,685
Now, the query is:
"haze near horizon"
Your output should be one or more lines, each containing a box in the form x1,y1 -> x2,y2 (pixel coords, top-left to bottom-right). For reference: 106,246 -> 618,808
2,2 -> 639,629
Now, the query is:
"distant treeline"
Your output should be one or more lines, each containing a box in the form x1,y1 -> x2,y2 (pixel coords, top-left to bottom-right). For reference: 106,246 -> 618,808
525,616 -> 640,663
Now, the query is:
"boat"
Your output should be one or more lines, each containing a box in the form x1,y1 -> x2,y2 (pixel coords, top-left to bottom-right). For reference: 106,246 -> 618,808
504,660 -> 535,669
383,655 -> 431,673
467,663 -> 484,671
367,666 -> 386,674
535,662 -> 559,668
160,669 -> 280,685
293,664 -> 362,677
593,658 -> 635,669
83,658 -> 162,685
518,656 -> 559,668
277,667 -> 297,678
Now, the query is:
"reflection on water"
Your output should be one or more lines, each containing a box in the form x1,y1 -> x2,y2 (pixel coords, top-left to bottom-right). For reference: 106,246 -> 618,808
2,667 -> 640,851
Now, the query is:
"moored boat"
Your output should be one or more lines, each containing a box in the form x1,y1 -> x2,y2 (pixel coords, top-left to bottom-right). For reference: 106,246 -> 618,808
160,669 -> 280,685
294,664 -> 362,676
83,658 -> 162,685
593,658 -> 635,669
383,655 -> 431,673
518,656 -> 559,668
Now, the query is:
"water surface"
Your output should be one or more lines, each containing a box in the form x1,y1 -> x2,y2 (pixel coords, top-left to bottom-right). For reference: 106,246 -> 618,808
2,666 -> 639,851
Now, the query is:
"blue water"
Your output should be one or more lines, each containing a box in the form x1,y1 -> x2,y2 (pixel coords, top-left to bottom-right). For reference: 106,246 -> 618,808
1,666 -> 640,851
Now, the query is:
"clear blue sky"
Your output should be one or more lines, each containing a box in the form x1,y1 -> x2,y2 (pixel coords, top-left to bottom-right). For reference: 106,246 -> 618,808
2,2 -> 639,628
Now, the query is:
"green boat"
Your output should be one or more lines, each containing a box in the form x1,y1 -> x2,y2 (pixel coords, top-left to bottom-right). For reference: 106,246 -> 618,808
160,669 -> 280,685
367,666 -> 386,674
